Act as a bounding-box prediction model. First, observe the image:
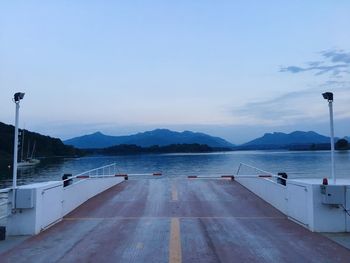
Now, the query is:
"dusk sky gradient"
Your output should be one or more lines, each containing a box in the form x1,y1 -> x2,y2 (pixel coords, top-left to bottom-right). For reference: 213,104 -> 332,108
1,1 -> 349,144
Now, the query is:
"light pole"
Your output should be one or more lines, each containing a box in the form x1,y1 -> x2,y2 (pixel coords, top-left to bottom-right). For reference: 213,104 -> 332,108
12,92 -> 25,209
322,92 -> 335,184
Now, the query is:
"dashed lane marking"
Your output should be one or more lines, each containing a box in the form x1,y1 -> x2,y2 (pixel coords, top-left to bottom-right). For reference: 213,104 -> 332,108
136,242 -> 144,249
169,217 -> 182,263
171,182 -> 178,201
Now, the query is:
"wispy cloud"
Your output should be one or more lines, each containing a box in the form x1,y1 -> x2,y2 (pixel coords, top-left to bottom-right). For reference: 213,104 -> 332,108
232,85 -> 350,126
280,49 -> 350,77
233,90 -> 318,126
234,50 -> 350,127
321,50 -> 350,64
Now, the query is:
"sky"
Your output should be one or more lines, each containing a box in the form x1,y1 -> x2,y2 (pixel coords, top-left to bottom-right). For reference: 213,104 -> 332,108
0,1 -> 349,144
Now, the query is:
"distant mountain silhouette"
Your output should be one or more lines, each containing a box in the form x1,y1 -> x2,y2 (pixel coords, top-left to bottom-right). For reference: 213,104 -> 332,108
240,131 -> 331,150
64,129 -> 235,149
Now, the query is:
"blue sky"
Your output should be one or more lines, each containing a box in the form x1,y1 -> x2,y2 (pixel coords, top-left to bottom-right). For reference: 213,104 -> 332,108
1,1 -> 349,144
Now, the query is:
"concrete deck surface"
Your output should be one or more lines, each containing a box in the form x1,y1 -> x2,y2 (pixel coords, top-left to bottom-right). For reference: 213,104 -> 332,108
1,178 -> 350,263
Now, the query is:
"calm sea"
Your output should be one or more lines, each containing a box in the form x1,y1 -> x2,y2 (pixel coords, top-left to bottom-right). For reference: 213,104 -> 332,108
0,150 -> 349,188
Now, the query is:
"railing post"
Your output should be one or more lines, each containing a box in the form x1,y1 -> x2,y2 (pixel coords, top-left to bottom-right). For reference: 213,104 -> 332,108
236,163 -> 242,175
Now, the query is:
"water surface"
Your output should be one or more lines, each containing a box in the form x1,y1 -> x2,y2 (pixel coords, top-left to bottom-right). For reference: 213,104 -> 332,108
1,150 -> 349,188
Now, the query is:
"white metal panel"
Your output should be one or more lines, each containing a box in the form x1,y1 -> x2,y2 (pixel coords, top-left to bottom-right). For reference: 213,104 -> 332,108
236,177 -> 288,214
320,185 -> 345,205
287,183 -> 309,226
16,189 -> 34,209
40,185 -> 63,230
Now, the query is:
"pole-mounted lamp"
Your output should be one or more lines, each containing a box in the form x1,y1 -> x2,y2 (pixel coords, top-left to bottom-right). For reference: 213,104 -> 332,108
322,92 -> 335,184
12,92 -> 25,209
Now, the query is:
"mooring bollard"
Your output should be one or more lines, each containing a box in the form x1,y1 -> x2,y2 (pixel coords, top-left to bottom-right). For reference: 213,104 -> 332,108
277,172 -> 288,186
62,174 -> 73,187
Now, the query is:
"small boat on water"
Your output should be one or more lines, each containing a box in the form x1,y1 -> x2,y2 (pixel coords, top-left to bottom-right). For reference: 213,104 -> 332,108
17,158 -> 40,167
17,129 -> 40,168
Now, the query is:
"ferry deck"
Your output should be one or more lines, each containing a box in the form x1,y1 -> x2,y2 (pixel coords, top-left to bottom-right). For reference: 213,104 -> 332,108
1,178 -> 350,263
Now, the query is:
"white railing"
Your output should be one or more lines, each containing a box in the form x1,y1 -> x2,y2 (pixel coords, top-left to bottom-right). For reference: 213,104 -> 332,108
236,162 -> 288,184
76,163 -> 119,178
0,188 -> 11,222
62,163 -> 120,186
236,162 -> 277,176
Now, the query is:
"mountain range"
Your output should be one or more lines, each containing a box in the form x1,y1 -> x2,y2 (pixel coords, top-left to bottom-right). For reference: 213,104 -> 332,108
64,129 -> 235,149
241,131 -> 331,148
65,129 -> 349,150
2,119 -> 348,156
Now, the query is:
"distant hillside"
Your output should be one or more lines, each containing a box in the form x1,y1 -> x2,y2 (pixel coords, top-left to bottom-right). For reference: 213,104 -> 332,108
0,122 -> 81,160
239,131 -> 331,150
64,129 -> 235,149
86,143 -> 231,155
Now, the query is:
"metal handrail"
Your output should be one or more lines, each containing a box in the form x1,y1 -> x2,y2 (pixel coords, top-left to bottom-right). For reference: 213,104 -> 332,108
236,163 -> 320,189
0,188 -> 11,221
236,163 -> 288,182
237,162 -> 277,176
0,200 -> 10,221
62,163 -> 119,183
0,164 -> 122,221
0,201 -> 9,206
0,188 -> 11,194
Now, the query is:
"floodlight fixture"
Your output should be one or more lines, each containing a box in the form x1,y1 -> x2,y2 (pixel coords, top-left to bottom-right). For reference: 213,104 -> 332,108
14,92 -> 25,102
322,92 -> 333,102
